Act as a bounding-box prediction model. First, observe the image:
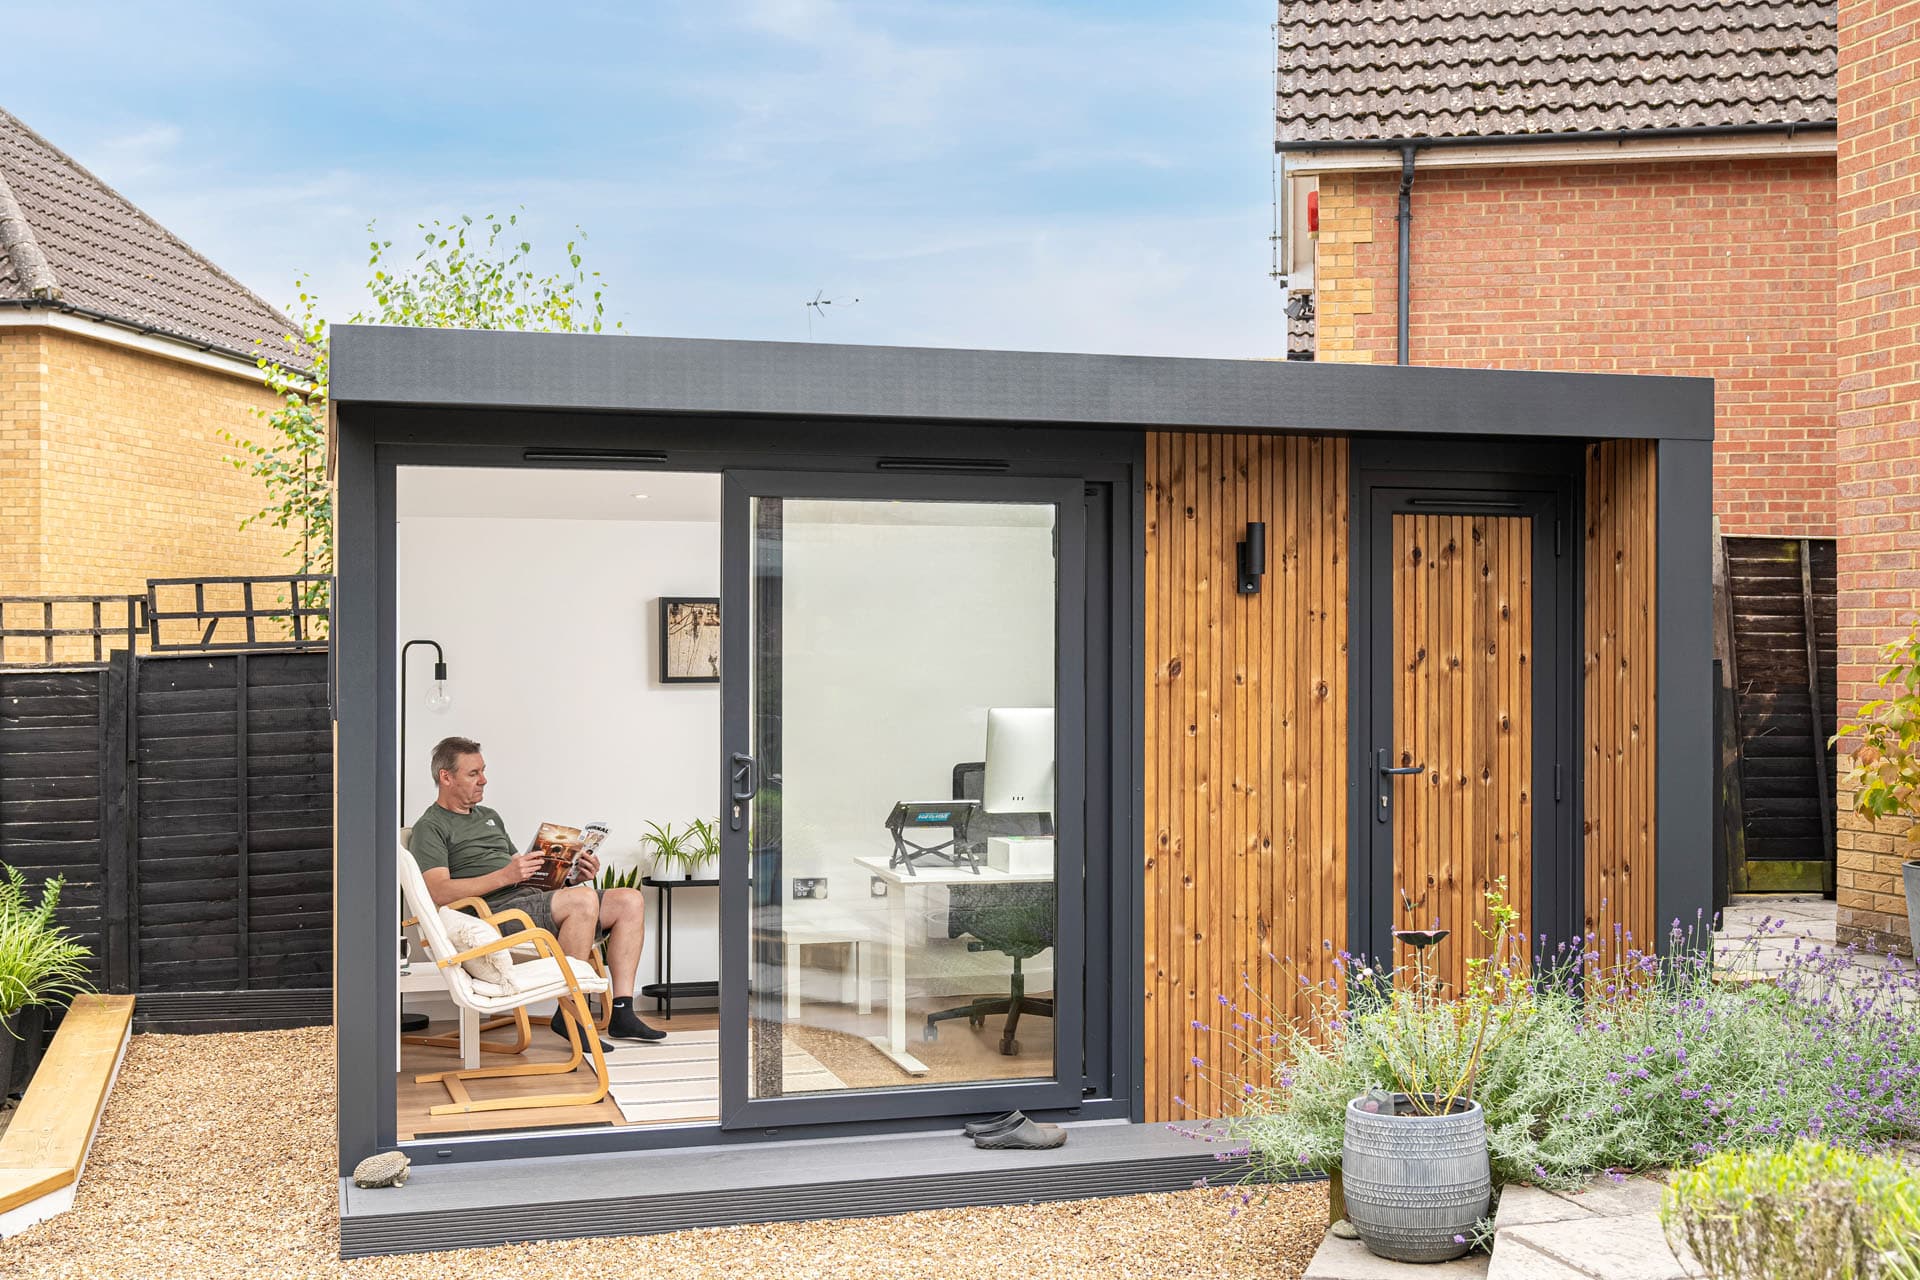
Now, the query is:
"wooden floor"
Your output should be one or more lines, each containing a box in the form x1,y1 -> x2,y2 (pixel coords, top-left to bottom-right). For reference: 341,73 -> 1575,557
397,996 -> 1056,1141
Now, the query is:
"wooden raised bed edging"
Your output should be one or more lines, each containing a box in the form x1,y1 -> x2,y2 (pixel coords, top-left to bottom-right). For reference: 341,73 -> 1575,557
0,995 -> 135,1237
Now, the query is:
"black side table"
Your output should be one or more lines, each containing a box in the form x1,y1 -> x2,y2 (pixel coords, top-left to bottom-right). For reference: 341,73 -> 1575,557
639,875 -> 719,1019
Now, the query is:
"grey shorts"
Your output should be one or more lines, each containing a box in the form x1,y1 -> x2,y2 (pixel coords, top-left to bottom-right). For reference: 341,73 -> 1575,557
480,884 -> 560,936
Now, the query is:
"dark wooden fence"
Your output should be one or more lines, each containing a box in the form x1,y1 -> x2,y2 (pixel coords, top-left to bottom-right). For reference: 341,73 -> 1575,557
0,648 -> 332,1031
1719,536 -> 1838,894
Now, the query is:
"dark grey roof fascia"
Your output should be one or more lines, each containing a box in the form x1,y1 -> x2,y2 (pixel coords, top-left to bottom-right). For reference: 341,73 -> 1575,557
328,325 -> 1714,443
1276,120 -> 1836,153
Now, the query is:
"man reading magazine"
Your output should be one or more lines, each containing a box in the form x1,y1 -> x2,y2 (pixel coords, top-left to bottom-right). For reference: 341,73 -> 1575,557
408,735 -> 665,1047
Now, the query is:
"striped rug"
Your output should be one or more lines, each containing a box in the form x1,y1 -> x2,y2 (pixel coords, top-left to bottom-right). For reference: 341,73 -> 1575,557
605,1028 -> 848,1125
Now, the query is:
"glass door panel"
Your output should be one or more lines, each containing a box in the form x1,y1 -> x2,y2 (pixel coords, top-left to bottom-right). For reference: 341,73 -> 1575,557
719,474 -> 1084,1127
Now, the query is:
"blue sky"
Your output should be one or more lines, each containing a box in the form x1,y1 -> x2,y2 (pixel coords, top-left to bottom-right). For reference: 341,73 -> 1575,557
8,1 -> 1283,357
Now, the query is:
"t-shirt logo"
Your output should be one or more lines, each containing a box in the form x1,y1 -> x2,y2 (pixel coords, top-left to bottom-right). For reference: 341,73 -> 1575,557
484,818 -> 496,827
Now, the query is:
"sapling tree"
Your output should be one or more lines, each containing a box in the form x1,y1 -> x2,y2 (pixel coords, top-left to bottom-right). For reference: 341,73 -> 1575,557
1833,618 -> 1920,840
224,213 -> 622,598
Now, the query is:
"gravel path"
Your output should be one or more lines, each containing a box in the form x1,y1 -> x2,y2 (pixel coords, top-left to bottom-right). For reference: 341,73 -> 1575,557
0,1027 -> 1325,1279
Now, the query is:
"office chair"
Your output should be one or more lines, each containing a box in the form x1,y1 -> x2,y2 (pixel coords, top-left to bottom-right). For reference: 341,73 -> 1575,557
923,762 -> 1055,1056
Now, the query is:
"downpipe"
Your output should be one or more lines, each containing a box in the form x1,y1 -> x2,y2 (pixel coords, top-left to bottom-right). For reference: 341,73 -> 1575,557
1397,144 -> 1416,367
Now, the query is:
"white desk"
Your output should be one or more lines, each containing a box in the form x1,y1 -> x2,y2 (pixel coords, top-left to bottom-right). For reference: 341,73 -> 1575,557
853,854 -> 1053,1075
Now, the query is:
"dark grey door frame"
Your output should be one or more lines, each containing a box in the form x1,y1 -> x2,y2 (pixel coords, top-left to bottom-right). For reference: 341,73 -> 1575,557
334,409 -> 1141,1172
717,469 -> 1088,1128
1348,440 -> 1583,967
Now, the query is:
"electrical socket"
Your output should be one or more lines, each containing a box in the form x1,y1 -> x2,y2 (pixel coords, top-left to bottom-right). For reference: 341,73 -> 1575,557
869,876 -> 889,898
792,877 -> 827,900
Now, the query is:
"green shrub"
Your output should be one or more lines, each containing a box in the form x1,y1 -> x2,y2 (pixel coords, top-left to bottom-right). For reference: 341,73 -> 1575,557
1660,1142 -> 1920,1280
1220,900 -> 1920,1190
0,866 -> 94,1024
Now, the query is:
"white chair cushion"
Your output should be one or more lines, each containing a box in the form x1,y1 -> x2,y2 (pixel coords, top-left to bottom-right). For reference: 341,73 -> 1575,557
467,954 -> 609,1001
437,908 -> 514,987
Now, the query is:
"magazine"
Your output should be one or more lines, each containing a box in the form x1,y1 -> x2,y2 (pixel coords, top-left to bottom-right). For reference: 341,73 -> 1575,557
523,820 -> 609,892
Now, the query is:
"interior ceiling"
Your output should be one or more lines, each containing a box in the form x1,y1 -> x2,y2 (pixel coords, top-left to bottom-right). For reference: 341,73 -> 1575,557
396,466 -> 723,522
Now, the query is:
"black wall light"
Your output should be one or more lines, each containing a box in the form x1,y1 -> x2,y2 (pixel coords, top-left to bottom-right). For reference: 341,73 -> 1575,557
400,639 -> 452,820
398,639 -> 451,1036
1236,521 -> 1266,595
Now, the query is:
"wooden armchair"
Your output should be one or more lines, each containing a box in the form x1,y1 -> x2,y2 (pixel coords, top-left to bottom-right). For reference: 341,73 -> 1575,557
397,843 -> 611,1116
398,827 -> 612,1069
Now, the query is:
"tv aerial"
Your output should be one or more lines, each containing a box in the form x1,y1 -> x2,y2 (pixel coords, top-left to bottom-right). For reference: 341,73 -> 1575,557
804,289 -> 859,340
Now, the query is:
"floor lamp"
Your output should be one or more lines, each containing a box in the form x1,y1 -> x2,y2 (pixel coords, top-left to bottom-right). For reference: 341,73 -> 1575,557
399,640 -> 452,1033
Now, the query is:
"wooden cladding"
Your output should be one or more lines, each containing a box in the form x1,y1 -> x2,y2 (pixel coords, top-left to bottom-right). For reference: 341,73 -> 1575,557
1584,441 -> 1658,962
1389,514 -> 1534,992
1143,434 -> 1348,1123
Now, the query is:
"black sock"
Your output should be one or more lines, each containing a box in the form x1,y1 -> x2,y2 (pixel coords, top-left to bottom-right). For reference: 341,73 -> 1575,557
607,997 -> 665,1040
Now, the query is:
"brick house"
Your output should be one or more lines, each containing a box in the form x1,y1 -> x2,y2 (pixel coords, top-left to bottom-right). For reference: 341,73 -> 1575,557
0,107 -> 308,660
1272,3 -> 1898,935
1835,0 -> 1920,953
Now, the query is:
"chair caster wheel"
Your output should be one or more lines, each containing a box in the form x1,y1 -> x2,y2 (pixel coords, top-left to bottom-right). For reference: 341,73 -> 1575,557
969,1015 -> 985,1030
923,1025 -> 939,1042
1000,1039 -> 1020,1056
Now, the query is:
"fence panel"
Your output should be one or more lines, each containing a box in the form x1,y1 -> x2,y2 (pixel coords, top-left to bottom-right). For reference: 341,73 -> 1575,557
130,650 -> 333,1028
0,666 -> 112,986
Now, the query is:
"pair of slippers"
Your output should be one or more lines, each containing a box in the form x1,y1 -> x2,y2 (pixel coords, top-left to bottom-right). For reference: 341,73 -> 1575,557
964,1110 -> 1067,1150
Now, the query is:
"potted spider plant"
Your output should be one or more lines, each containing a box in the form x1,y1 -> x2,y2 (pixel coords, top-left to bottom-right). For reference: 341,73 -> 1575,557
0,868 -> 94,1101
683,817 -> 720,879
639,820 -> 698,880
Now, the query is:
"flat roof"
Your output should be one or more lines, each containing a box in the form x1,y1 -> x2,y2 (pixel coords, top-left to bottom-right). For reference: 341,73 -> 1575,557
328,324 -> 1714,442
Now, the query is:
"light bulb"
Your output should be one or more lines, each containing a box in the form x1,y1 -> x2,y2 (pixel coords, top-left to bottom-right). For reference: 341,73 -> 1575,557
427,680 -> 451,713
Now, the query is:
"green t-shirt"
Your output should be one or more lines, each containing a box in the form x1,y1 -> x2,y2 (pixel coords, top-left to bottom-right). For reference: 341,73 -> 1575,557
409,803 -> 518,898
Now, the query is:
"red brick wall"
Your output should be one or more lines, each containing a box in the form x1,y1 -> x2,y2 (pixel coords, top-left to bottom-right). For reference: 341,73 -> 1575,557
1835,0 -> 1920,952
1319,157 -> 1837,538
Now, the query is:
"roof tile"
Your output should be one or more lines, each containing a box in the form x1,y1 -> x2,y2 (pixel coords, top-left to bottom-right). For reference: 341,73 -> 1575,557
1277,1 -> 1837,144
0,107 -> 308,369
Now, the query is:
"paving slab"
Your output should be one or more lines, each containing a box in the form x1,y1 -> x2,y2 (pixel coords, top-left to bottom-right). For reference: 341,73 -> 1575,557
1546,1173 -> 1668,1219
1493,1213 -> 1689,1280
1483,1234 -> 1595,1280
1304,1233 -> 1489,1279
1487,1184 -> 1593,1229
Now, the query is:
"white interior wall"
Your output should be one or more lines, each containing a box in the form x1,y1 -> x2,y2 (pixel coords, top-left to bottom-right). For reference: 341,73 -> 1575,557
397,511 -> 725,1002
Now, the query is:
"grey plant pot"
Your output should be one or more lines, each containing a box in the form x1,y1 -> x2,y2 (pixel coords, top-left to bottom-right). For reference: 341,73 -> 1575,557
1342,1095 -> 1491,1263
1903,861 -> 1920,958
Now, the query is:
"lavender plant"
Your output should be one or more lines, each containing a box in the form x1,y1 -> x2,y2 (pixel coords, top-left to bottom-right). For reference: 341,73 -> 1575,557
1214,904 -> 1920,1192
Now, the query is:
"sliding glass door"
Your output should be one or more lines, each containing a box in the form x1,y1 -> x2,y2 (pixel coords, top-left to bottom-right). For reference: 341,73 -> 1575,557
717,472 -> 1085,1127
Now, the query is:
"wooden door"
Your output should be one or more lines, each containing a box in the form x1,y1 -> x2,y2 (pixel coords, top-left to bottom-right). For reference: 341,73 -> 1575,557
1386,513 -> 1533,992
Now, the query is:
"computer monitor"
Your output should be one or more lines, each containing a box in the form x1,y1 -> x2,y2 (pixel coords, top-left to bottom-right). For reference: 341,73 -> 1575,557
982,707 -> 1054,815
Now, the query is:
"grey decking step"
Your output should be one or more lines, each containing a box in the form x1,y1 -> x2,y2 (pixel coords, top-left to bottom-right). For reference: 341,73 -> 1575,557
339,1120 -> 1288,1258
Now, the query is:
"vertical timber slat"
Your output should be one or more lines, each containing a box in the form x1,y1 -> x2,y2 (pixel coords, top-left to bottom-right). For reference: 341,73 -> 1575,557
1143,433 -> 1349,1121
101,653 -> 133,992
1584,441 -> 1658,963
235,653 -> 251,990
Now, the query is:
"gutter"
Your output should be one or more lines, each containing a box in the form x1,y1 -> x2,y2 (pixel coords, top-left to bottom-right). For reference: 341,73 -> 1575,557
0,296 -> 314,380
1275,120 -> 1836,154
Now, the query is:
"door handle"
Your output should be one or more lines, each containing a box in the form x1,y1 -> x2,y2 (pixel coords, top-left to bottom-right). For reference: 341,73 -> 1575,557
1375,748 -> 1426,824
729,752 -> 758,832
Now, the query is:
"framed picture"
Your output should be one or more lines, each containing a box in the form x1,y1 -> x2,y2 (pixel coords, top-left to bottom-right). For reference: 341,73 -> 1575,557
660,596 -> 720,683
